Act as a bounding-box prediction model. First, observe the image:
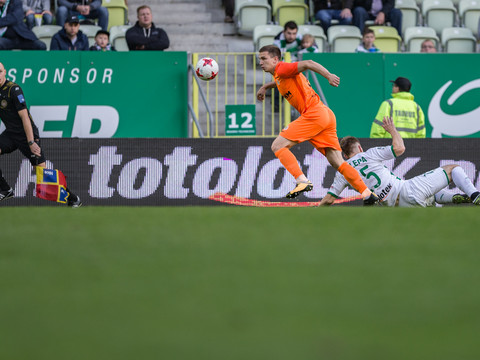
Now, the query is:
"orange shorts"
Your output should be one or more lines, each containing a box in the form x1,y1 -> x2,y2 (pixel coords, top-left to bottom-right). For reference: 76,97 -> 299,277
280,105 -> 341,155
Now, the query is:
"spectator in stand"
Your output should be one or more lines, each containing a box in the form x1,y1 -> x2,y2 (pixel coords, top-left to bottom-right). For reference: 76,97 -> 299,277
126,5 -> 169,51
50,15 -> 89,50
273,21 -> 302,61
352,0 -> 402,37
314,0 -> 353,34
89,29 -> 116,51
298,34 -> 320,57
22,0 -> 53,29
56,0 -> 109,31
0,0 -> 46,50
370,77 -> 425,138
356,27 -> 380,52
420,39 -> 437,53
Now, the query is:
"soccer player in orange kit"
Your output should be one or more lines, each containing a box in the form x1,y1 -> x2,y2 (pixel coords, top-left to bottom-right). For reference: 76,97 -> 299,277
256,45 -> 379,205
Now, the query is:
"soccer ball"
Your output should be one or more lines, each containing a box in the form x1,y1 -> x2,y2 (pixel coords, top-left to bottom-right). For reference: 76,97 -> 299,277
195,57 -> 219,81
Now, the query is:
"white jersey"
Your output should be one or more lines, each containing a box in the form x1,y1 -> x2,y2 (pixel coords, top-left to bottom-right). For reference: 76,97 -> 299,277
328,146 -> 404,206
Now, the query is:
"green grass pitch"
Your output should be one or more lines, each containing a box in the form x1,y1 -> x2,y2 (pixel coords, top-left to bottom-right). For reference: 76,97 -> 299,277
1,206 -> 479,360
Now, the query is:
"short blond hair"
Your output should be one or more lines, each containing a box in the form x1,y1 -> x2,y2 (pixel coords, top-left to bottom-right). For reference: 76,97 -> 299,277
137,5 -> 151,14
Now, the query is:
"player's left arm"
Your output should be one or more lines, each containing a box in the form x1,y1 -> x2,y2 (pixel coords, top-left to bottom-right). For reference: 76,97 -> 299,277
19,109 -> 41,157
256,81 -> 276,102
296,60 -> 340,87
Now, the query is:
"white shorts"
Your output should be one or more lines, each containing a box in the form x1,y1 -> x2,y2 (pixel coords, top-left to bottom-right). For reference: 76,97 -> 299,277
398,167 -> 450,207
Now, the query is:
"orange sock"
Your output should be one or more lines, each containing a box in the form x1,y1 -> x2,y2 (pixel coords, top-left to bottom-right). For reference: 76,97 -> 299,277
275,148 -> 303,179
338,162 -> 369,196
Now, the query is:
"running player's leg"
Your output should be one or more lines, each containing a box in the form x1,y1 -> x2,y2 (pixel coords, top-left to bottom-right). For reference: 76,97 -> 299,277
273,112 -> 322,198
272,136 -> 312,198
444,164 -> 480,205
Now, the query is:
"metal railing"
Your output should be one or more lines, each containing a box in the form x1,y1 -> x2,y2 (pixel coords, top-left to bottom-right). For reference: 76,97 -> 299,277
190,52 -> 294,138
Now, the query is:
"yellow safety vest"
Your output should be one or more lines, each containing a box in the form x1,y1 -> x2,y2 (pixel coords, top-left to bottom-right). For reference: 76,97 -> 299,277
370,92 -> 426,138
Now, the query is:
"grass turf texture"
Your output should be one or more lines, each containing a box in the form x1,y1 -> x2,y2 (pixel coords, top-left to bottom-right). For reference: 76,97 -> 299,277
1,207 -> 479,360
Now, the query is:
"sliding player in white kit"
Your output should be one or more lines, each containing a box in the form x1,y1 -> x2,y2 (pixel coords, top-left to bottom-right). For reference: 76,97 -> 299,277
320,116 -> 480,207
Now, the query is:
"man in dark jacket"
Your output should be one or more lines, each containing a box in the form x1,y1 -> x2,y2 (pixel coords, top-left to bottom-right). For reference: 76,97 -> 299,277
56,0 -> 109,31
0,0 -> 46,49
314,0 -> 353,34
50,15 -> 89,50
126,5 -> 169,51
352,0 -> 402,36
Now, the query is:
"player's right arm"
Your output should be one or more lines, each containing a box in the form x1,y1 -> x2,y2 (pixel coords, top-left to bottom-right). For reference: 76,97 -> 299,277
296,60 -> 340,87
319,193 -> 336,206
319,172 -> 349,206
256,81 -> 276,102
381,116 -> 405,156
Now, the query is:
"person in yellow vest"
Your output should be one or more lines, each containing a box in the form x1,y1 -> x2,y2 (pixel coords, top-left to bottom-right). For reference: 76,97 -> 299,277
370,77 -> 426,138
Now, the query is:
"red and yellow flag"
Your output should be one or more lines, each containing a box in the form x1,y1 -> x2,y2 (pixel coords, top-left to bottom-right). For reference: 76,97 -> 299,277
35,167 -> 69,203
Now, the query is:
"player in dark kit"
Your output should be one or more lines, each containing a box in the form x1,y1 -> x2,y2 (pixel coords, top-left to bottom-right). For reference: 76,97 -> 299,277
0,62 -> 81,206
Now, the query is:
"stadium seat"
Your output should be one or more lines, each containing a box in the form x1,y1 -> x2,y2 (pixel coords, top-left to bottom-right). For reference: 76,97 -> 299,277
235,0 -> 272,36
253,24 -> 283,52
80,24 -> 102,47
404,26 -> 440,51
298,24 -> 327,52
368,25 -> 402,52
459,0 -> 480,39
422,0 -> 457,36
32,25 -> 62,50
441,26 -> 477,52
102,0 -> 128,31
110,24 -> 132,51
327,25 -> 362,52
395,0 -> 420,35
272,0 -> 309,26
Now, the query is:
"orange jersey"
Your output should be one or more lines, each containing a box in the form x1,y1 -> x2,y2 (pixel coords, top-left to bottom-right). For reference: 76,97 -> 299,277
274,62 -> 322,114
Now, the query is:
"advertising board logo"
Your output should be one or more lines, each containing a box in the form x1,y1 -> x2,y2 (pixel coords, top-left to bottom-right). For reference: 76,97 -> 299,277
429,79 -> 480,137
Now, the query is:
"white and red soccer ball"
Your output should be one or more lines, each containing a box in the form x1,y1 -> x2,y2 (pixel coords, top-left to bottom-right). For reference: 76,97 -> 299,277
195,57 -> 219,81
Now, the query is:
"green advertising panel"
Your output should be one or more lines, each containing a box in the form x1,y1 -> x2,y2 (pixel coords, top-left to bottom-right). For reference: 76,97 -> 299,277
225,104 -> 256,136
0,51 -> 188,138
305,53 -> 480,138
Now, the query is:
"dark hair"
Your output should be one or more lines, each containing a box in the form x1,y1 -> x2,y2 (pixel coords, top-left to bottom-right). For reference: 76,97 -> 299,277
95,30 -> 110,38
259,45 -> 281,59
284,21 -> 298,31
340,136 -> 361,157
363,27 -> 375,36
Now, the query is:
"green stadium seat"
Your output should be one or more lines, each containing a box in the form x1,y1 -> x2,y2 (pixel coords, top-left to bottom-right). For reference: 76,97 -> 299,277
80,24 -> 102,47
102,0 -> 128,31
235,0 -> 272,36
298,24 -> 327,52
395,0 -> 420,35
422,0 -> 457,36
404,26 -> 439,52
327,25 -> 362,52
32,25 -> 62,50
110,25 -> 132,51
272,0 -> 309,26
369,25 -> 402,52
253,24 -> 283,52
459,0 -> 480,39
441,26 -> 477,52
